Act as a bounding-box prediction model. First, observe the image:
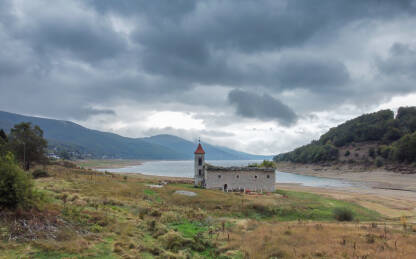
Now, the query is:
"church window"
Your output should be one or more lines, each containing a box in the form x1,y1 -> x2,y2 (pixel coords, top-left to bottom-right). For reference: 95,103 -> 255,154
236,175 -> 239,179
254,175 -> 258,179
198,157 -> 202,166
267,174 -> 270,179
218,174 -> 221,179
199,169 -> 202,176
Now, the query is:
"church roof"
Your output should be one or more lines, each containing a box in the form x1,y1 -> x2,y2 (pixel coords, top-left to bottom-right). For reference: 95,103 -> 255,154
194,143 -> 205,154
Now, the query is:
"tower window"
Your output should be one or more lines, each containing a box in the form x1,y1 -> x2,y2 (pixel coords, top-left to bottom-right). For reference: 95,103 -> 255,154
267,175 -> 270,179
198,157 -> 202,166
199,169 -> 202,176
218,174 -> 221,179
236,175 -> 239,179
254,175 -> 258,179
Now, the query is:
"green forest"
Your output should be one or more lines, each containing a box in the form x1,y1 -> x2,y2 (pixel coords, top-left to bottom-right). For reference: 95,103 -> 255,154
274,107 -> 416,164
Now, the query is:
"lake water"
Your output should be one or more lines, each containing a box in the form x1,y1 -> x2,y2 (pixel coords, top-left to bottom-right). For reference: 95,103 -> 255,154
99,160 -> 353,188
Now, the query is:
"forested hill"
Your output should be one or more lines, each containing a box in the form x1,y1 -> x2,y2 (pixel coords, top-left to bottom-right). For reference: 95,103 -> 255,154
274,107 -> 416,166
0,111 -> 271,160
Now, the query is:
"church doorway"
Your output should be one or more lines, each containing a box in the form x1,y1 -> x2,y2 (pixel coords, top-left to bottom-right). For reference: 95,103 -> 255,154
224,184 -> 228,192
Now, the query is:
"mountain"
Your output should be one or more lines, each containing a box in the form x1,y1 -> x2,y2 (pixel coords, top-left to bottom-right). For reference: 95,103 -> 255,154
143,134 -> 271,160
274,107 -> 416,170
0,110 -> 270,160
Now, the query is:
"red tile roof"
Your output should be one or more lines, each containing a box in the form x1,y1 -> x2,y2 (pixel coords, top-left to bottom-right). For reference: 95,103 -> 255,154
194,143 -> 205,154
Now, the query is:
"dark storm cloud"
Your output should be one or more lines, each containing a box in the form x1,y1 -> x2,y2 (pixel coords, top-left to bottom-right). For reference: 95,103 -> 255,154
15,9 -> 126,62
1,0 -> 416,123
228,89 -> 298,126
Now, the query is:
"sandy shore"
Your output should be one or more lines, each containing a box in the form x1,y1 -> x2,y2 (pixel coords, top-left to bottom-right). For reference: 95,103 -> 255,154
276,162 -> 416,192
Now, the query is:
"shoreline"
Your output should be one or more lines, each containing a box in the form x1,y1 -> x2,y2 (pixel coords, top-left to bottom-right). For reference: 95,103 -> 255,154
276,162 -> 416,192
74,159 -> 144,169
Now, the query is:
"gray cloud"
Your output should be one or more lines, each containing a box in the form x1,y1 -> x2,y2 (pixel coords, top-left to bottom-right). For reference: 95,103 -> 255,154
228,89 -> 298,126
377,43 -> 416,79
1,0 -> 416,154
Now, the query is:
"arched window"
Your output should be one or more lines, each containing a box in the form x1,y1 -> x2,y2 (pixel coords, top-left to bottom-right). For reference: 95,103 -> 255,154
236,175 -> 239,179
218,174 -> 221,179
199,169 -> 202,176
266,174 -> 270,179
198,157 -> 202,166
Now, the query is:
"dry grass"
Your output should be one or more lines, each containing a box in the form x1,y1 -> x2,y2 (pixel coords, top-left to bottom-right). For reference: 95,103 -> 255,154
225,221 -> 416,258
1,163 -> 415,258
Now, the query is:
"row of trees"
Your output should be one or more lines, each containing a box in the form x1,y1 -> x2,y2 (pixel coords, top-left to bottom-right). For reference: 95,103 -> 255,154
275,142 -> 338,164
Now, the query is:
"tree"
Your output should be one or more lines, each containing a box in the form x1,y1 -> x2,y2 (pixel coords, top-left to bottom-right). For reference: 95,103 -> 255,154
0,129 -> 8,156
8,122 -> 48,170
0,153 -> 35,209
0,129 -> 7,142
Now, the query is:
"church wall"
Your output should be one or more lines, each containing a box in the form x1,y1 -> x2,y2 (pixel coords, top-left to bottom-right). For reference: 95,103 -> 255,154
205,169 -> 275,192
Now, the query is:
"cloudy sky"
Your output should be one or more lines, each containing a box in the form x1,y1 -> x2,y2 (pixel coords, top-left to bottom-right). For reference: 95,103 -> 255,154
1,0 -> 416,155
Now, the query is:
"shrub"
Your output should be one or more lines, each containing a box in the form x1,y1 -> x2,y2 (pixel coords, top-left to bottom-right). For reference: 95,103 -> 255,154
375,158 -> 383,167
368,147 -> 376,159
158,230 -> 193,252
62,161 -> 77,168
0,153 -> 37,209
333,207 -> 354,221
32,169 -> 50,179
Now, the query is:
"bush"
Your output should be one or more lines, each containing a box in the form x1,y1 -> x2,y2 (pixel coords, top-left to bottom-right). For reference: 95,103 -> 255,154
375,158 -> 383,168
0,153 -> 37,209
32,169 -> 50,179
368,147 -> 376,159
333,207 -> 354,221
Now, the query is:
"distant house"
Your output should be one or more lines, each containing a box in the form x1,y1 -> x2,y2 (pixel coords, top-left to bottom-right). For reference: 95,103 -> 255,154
194,143 -> 275,192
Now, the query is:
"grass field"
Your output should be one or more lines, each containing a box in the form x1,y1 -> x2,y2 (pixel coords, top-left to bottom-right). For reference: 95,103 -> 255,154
1,163 -> 415,258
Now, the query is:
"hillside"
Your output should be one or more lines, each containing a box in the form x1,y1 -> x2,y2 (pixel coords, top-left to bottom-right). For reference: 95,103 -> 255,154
0,111 -> 270,160
274,107 -> 416,171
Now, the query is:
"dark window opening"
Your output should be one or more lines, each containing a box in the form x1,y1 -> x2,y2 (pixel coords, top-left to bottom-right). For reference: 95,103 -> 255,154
236,175 -> 239,179
199,169 -> 202,176
267,174 -> 270,179
198,157 -> 202,166
218,174 -> 221,179
254,175 -> 258,179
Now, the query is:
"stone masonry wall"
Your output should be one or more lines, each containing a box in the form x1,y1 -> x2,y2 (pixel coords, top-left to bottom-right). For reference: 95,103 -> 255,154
205,167 -> 275,192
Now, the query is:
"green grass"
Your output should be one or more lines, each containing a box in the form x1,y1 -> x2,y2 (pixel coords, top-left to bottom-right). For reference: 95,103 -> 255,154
170,221 -> 208,238
143,188 -> 162,202
273,189 -> 381,221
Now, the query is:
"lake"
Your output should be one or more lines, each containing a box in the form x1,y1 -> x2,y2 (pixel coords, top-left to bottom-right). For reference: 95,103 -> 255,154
99,160 -> 353,188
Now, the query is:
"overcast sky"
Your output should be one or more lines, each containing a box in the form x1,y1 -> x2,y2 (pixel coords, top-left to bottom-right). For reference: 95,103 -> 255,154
1,0 -> 416,155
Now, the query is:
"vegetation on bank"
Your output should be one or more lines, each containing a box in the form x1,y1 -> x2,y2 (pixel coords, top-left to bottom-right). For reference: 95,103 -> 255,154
248,160 -> 276,168
274,107 -> 416,167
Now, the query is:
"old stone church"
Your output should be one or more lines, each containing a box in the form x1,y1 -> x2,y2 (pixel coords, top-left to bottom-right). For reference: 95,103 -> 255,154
194,143 -> 275,192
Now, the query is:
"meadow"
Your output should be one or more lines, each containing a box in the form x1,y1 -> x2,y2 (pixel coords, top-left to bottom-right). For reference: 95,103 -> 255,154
1,162 -> 416,258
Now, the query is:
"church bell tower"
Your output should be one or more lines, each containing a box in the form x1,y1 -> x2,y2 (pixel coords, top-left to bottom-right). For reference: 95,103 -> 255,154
194,140 -> 205,187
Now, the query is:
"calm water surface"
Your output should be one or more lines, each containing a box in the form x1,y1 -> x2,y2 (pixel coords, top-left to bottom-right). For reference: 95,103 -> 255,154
99,160 -> 353,188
